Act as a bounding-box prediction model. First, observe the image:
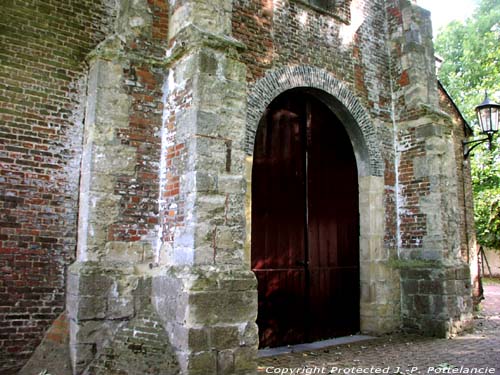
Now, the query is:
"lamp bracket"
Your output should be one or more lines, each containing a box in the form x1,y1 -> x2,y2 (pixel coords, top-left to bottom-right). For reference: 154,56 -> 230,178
462,134 -> 493,159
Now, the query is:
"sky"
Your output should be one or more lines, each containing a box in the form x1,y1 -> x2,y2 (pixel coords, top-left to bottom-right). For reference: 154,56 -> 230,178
417,0 -> 477,35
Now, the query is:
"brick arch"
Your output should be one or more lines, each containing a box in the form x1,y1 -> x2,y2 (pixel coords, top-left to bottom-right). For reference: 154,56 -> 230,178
246,65 -> 383,177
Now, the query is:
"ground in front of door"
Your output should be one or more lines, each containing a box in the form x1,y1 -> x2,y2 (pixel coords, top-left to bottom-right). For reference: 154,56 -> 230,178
258,282 -> 500,374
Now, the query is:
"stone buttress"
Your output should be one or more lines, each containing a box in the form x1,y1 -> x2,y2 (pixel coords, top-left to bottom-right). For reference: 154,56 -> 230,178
386,0 -> 473,336
66,0 -> 258,374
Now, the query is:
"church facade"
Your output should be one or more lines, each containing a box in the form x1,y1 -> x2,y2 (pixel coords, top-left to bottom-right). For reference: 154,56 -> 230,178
0,0 -> 478,374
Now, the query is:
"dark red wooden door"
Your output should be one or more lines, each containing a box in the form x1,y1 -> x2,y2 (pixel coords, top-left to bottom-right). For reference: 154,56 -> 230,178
252,90 -> 359,348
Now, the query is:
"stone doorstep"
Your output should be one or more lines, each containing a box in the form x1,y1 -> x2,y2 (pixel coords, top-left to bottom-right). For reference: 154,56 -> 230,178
257,335 -> 375,358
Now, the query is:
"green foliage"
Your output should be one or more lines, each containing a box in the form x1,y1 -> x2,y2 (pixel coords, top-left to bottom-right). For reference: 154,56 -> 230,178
471,148 -> 500,247
434,0 -> 500,249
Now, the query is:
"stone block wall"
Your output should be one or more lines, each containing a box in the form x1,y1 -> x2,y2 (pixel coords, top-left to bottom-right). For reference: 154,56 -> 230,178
400,264 -> 473,337
153,267 -> 258,374
438,85 -> 480,300
0,1 -> 113,373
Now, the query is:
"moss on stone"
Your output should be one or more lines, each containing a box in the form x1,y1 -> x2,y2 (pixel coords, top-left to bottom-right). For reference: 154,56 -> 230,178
388,257 -> 441,269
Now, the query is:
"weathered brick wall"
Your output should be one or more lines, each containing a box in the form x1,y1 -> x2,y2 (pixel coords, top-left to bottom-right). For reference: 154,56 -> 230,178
103,0 -> 169,255
437,85 -> 475,261
0,1 -> 114,372
232,0 -> 398,248
1,0 -> 170,371
233,0 -> 391,112
438,84 -> 480,301
385,0 -> 449,260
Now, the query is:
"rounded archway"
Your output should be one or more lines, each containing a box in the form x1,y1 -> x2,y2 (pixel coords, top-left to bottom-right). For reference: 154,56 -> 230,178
245,66 -> 400,344
245,66 -> 383,178
251,89 -> 360,347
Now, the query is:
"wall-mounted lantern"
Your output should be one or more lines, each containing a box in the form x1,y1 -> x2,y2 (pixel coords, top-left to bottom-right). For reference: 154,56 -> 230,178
463,92 -> 500,159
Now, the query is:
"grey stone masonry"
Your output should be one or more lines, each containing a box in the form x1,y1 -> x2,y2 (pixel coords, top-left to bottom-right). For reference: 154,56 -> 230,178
153,0 -> 259,373
83,307 -> 181,375
390,0 -> 473,338
397,0 -> 439,110
400,264 -> 473,337
153,267 -> 258,374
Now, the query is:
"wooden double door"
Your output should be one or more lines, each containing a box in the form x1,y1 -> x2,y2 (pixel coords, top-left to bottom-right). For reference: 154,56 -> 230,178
251,90 -> 360,348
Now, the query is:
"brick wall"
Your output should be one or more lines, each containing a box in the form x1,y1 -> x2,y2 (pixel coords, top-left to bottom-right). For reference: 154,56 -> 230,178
0,0 -> 171,371
107,18 -> 169,250
233,0 -> 392,111
0,1 -> 113,372
232,0 -> 398,249
438,84 -> 476,262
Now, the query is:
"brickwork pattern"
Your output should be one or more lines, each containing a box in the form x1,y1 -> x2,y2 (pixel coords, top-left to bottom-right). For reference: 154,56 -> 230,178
0,1 -> 113,373
233,0 -> 392,120
103,53 -> 167,252
0,0 -> 480,372
245,65 -> 384,177
233,0 -> 399,253
0,0 -> 171,371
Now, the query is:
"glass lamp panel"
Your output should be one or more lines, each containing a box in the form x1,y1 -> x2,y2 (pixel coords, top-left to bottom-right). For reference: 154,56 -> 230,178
478,108 -> 490,133
478,107 -> 491,133
491,106 -> 499,132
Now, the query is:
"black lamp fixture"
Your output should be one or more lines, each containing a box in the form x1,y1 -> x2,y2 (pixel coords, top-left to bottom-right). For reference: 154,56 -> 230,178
463,92 -> 500,159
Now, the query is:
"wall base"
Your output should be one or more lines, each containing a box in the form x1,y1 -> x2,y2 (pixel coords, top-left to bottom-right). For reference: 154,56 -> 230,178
152,266 -> 259,375
400,263 -> 474,338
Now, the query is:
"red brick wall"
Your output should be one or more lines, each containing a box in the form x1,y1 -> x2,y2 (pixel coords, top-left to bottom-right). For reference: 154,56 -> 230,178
0,1 -> 112,373
108,46 -> 169,245
112,0 -> 169,253
0,0 -> 170,370
232,0 -> 398,249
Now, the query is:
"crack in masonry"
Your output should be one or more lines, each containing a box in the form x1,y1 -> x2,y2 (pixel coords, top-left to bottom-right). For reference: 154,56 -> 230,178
212,225 -> 218,264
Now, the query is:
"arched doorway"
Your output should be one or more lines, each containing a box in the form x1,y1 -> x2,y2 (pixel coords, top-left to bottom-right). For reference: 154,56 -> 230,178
251,89 -> 360,348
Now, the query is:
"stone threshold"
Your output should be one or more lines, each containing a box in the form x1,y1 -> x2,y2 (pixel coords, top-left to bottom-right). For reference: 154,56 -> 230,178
258,335 -> 375,358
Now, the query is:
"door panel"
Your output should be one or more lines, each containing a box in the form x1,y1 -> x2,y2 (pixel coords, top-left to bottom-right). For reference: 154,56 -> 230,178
252,93 -> 307,348
306,96 -> 360,342
254,269 -> 306,347
252,90 -> 359,348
